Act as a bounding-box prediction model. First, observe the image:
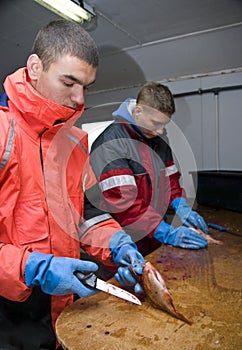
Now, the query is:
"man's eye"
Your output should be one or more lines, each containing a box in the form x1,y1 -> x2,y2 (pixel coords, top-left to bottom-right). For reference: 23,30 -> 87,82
63,82 -> 74,87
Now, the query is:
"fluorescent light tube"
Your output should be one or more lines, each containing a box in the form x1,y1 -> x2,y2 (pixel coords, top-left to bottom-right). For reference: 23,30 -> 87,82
34,0 -> 94,23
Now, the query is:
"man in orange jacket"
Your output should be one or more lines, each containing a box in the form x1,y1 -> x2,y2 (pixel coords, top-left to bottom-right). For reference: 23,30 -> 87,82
0,20 -> 144,350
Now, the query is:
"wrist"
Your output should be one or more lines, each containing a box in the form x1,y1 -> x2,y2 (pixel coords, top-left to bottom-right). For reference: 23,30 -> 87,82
112,244 -> 137,265
154,221 -> 174,243
25,252 -> 53,287
171,197 -> 188,211
109,231 -> 136,252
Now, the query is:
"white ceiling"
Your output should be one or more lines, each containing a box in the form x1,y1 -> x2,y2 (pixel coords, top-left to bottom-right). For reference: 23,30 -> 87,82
1,0 -> 242,91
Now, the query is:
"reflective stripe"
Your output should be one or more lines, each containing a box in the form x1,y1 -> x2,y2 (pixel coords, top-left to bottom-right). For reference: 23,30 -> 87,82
0,119 -> 15,170
165,164 -> 178,177
79,213 -> 112,238
66,134 -> 88,155
99,174 -> 136,192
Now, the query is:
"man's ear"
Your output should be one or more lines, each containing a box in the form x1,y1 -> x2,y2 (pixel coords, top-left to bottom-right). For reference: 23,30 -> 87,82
26,54 -> 43,80
133,105 -> 142,118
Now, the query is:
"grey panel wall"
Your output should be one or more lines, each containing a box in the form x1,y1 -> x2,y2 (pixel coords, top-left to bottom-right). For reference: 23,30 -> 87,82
167,72 -> 242,172
90,24 -> 242,92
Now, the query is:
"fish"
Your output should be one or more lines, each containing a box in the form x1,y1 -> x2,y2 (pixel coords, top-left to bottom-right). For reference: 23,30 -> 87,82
191,228 -> 223,245
141,262 -> 193,325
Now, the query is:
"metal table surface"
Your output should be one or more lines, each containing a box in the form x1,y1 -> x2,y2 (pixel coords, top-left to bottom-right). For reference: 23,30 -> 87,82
56,207 -> 242,350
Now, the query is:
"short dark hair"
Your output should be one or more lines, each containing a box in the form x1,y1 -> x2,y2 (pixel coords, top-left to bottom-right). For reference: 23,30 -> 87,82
137,81 -> 175,115
31,19 -> 99,71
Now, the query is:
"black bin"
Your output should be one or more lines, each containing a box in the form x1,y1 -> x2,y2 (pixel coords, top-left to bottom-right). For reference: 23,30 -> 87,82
189,170 -> 242,213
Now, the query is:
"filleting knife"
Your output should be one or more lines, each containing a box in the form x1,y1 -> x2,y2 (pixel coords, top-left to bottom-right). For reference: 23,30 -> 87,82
75,271 -> 141,305
208,223 -> 241,237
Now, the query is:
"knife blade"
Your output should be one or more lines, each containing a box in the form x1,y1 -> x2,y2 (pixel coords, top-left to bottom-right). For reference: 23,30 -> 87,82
74,271 -> 141,305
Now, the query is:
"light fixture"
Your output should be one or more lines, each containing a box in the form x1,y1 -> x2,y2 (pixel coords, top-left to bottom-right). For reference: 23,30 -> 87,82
34,0 -> 95,23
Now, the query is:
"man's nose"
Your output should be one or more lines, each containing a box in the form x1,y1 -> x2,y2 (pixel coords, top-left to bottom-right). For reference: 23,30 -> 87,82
156,126 -> 164,135
71,86 -> 85,106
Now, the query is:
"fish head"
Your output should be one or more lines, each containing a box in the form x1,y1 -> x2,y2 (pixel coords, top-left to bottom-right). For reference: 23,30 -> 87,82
142,262 -> 168,293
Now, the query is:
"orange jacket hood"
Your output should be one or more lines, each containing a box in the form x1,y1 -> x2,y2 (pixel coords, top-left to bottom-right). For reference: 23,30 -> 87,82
3,67 -> 84,135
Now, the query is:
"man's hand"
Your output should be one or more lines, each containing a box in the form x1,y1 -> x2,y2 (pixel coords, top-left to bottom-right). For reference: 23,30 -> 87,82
172,197 -> 208,233
113,244 -> 145,293
25,252 -> 99,297
154,221 -> 208,249
165,226 -> 208,249
109,231 -> 145,293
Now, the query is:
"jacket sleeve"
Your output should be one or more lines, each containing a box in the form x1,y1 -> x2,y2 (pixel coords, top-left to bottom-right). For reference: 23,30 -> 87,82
156,131 -> 186,206
79,188 -> 125,269
0,243 -> 31,301
165,160 -> 186,205
162,134 -> 186,205
0,112 -> 32,301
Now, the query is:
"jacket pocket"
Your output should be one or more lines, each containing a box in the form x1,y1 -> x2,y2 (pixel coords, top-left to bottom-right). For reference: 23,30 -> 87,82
14,198 -> 49,245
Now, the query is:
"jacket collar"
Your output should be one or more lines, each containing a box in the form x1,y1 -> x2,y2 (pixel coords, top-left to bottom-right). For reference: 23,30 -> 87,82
4,68 -> 84,135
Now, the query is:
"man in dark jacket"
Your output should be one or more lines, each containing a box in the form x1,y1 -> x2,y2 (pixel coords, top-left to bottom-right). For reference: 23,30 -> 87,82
90,81 -> 208,256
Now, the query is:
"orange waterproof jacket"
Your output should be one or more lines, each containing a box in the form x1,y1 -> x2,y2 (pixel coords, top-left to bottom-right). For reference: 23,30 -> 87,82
0,68 -> 120,330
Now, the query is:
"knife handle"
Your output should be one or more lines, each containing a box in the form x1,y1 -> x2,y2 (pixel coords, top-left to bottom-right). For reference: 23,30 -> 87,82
208,223 -> 226,231
74,271 -> 97,289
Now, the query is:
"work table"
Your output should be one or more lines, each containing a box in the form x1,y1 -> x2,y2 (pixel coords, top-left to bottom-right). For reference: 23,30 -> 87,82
56,207 -> 242,350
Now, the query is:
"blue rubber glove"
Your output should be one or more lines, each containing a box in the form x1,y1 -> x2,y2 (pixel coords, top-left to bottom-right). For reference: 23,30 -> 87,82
154,221 -> 208,249
109,231 -> 145,293
172,197 -> 208,233
25,252 -> 99,297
